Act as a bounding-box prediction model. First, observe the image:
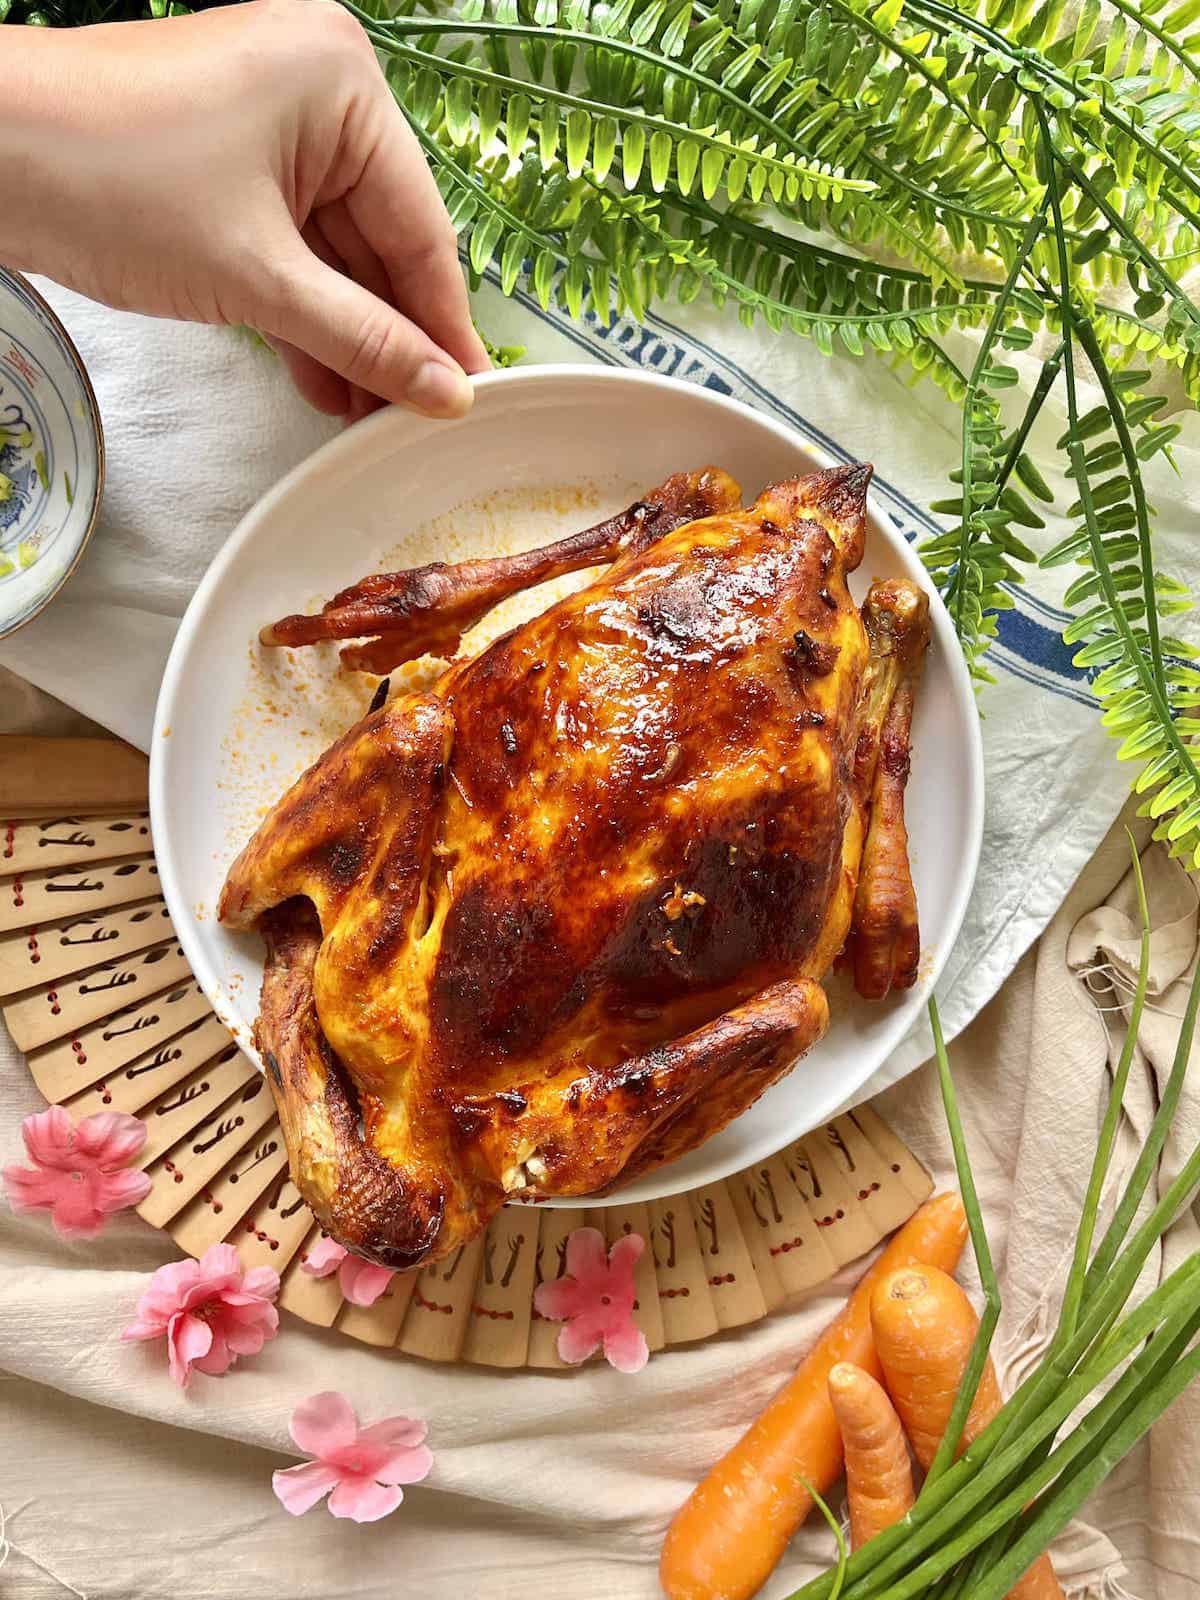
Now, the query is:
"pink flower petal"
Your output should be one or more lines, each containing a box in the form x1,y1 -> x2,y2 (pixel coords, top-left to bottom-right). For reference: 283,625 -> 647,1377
533,1275 -> 586,1321
327,1477 -> 406,1523
191,1327 -> 235,1377
226,1297 -> 280,1332
135,1257 -> 202,1326
241,1265 -> 281,1301
195,1242 -> 242,1283
607,1231 -> 644,1289
167,1311 -> 213,1387
4,1164 -> 64,1213
340,1258 -> 394,1307
356,1417 -> 428,1453
302,1237 -> 347,1278
373,1443 -> 433,1487
272,1460 -> 342,1517
563,1227 -> 611,1294
121,1318 -> 164,1343
22,1106 -> 75,1170
222,1310 -> 276,1357
556,1314 -> 606,1365
49,1173 -> 110,1238
73,1111 -> 147,1167
289,1391 -> 359,1458
95,1167 -> 152,1214
602,1319 -> 649,1374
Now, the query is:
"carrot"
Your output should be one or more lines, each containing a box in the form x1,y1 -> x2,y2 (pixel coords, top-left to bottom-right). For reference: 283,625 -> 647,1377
659,1191 -> 968,1600
869,1265 -> 1002,1468
871,1265 -> 1065,1600
827,1362 -> 915,1550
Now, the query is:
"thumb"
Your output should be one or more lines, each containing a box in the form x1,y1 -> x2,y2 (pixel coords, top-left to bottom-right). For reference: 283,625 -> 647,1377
256,244 -> 475,419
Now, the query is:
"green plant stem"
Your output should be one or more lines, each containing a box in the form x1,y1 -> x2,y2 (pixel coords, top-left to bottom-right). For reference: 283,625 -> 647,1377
1056,153 -> 1200,336
940,841 -> 1154,1596
385,36 -> 844,188
954,1309 -> 1200,1600
1105,0 -> 1200,86
906,0 -> 1200,231
921,999 -> 1001,1487
994,341 -> 1066,493
1060,841 -> 1153,1336
693,0 -> 1032,198
952,203 -> 1047,639
790,937 -> 1200,1600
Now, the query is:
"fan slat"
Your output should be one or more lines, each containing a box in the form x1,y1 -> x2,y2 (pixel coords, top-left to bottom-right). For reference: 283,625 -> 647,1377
687,1182 -> 767,1330
648,1195 -> 723,1341
4,939 -> 191,1053
0,898 -> 174,993
0,855 -> 160,933
1,814 -> 152,874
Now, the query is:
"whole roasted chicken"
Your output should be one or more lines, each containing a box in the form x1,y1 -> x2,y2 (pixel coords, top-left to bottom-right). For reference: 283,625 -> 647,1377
219,464 -> 930,1269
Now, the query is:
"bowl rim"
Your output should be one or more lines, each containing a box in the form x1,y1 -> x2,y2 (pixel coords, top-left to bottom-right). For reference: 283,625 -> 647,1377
151,361 -> 986,1204
0,267 -> 106,641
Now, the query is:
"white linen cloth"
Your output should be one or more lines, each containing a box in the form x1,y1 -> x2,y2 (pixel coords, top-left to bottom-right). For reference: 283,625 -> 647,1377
2,790 -> 1198,1600
3,274 -> 1200,1084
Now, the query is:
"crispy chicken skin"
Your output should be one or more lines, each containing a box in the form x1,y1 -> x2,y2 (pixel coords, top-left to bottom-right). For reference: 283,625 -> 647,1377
220,465 -> 931,1269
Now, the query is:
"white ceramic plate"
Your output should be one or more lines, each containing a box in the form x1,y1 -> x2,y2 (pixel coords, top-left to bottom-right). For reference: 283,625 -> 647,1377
151,365 -> 983,1206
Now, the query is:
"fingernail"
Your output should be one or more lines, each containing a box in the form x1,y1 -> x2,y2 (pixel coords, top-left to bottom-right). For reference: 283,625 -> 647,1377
407,360 -> 473,419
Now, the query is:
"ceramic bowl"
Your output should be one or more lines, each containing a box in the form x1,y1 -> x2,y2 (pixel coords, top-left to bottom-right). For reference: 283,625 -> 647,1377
151,365 -> 984,1205
0,268 -> 104,639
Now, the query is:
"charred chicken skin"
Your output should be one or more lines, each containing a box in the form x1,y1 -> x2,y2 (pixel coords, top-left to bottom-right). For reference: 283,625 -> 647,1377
219,464 -> 930,1270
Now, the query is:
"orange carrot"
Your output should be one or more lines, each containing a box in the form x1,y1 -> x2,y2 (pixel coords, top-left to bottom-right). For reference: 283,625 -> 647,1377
827,1362 -> 914,1550
871,1265 -> 1065,1600
869,1265 -> 1002,1468
659,1191 -> 968,1600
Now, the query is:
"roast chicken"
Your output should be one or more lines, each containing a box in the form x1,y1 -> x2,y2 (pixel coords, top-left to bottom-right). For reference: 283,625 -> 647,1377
219,464 -> 930,1269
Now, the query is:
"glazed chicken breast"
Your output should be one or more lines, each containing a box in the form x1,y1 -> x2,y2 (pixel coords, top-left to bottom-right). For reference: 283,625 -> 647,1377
219,464 -> 930,1269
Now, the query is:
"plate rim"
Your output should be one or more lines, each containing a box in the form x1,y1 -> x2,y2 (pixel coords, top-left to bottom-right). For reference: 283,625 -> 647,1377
150,362 -> 985,1207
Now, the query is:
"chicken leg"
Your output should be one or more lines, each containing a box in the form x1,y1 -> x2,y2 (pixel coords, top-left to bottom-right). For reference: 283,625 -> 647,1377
261,467 -> 742,675
846,579 -> 931,999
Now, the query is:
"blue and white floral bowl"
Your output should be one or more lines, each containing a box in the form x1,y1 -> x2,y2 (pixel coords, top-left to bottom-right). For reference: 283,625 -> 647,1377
0,267 -> 103,639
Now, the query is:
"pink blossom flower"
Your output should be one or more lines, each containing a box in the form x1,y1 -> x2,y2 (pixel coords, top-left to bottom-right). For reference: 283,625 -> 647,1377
121,1241 -> 280,1387
302,1235 -> 395,1307
273,1391 -> 432,1522
532,1226 -> 649,1373
3,1105 -> 151,1238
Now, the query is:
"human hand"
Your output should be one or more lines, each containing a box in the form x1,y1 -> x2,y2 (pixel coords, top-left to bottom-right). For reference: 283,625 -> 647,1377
3,0 -> 489,419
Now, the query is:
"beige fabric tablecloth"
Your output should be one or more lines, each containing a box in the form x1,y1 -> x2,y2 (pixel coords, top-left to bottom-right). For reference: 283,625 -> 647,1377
2,681 -> 1198,1600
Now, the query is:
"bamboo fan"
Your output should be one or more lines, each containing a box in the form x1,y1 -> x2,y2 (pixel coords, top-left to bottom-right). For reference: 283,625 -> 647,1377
1,736 -> 933,1369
